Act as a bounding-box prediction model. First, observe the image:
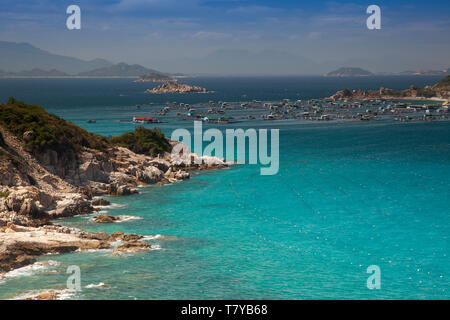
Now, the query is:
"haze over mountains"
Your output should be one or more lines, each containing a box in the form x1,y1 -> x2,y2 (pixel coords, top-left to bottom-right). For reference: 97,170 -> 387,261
0,41 -> 448,78
0,41 -> 172,78
77,63 -> 168,77
0,41 -> 112,74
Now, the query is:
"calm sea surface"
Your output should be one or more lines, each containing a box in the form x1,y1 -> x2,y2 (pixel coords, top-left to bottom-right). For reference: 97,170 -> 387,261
0,76 -> 448,299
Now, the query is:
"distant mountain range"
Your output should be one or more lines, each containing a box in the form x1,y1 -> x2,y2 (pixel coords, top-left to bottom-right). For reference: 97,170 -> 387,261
0,41 -> 448,78
0,41 -> 112,74
77,62 -> 170,78
0,41 -> 169,78
385,68 -> 450,76
326,66 -> 450,77
325,67 -> 374,77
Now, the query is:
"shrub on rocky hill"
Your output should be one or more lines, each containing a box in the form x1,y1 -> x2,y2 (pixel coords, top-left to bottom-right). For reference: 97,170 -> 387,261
0,97 -> 109,155
110,126 -> 171,156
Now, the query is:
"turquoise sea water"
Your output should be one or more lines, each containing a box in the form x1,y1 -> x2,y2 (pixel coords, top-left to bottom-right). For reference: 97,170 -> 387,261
0,77 -> 448,299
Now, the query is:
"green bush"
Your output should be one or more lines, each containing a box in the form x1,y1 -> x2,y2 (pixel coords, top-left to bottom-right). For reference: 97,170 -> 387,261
0,98 -> 171,158
435,75 -> 450,88
342,88 -> 352,97
110,126 -> 171,156
0,97 -> 109,155
416,88 -> 436,98
0,191 -> 10,198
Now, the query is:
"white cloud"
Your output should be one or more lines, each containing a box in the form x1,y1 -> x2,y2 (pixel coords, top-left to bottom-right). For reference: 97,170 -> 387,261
307,31 -> 321,40
191,31 -> 232,40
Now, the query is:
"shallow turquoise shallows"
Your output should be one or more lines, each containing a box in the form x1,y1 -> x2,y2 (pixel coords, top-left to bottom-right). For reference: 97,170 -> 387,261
0,77 -> 448,299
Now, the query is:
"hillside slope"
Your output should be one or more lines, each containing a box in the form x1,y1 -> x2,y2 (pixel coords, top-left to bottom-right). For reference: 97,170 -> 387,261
0,41 -> 112,74
0,98 -> 226,222
330,75 -> 450,100
77,62 -> 168,77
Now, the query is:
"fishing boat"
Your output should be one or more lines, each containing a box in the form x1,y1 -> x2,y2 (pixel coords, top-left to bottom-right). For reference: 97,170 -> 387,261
132,116 -> 161,124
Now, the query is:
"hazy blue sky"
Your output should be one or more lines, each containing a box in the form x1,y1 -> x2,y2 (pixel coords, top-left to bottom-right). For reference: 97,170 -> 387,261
0,0 -> 449,74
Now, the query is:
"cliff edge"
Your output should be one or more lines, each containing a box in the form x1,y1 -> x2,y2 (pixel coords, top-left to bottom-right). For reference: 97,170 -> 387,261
0,98 -> 227,275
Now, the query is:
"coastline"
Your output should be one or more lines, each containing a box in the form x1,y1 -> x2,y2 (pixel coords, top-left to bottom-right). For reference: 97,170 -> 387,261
0,115 -> 228,284
0,148 -> 228,286
3,75 -> 446,299
335,95 -> 447,102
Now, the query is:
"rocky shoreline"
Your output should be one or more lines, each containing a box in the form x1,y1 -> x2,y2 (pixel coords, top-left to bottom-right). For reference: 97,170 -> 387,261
0,224 -> 152,274
0,116 -> 228,282
329,76 -> 450,104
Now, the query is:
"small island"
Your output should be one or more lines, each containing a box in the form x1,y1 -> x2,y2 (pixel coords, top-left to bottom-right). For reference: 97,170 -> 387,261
146,80 -> 208,94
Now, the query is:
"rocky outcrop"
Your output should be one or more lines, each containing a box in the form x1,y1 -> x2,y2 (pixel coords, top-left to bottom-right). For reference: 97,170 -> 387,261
0,124 -> 224,224
0,223 -> 153,274
91,198 -> 110,206
93,215 -> 120,223
20,289 -> 71,300
106,182 -> 138,196
146,80 -> 208,94
114,241 -> 151,252
0,120 -> 228,278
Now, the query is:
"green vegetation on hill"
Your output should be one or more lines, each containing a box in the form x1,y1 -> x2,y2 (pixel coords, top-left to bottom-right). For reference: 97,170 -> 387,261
435,75 -> 450,88
409,85 -> 436,98
341,88 -> 352,97
0,97 -> 109,155
0,190 -> 10,198
110,126 -> 171,156
0,98 -> 172,157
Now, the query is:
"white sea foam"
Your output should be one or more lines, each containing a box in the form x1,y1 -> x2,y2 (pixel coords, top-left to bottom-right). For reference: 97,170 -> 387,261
142,234 -> 178,241
11,289 -> 76,300
1,260 -> 60,281
57,290 -> 77,300
110,203 -> 128,209
142,234 -> 163,241
89,214 -> 141,223
110,240 -> 123,249
85,282 -> 110,289
117,215 -> 143,222
77,248 -> 111,253
92,200 -> 128,209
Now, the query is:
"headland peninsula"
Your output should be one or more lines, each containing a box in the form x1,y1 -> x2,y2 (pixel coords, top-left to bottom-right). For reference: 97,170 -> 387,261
0,98 -> 227,288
